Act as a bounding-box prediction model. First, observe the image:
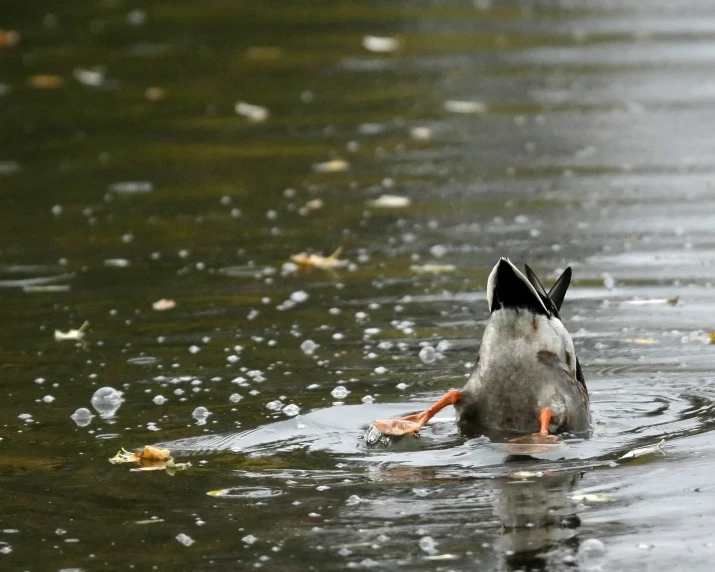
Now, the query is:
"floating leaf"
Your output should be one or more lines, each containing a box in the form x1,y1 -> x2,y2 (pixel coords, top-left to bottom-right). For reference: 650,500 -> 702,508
291,247 -> 348,270
312,159 -> 349,173
109,446 -> 190,472
207,489 -> 228,497
54,321 -> 88,341
366,194 -> 411,208
619,439 -> 666,460
0,30 -> 20,47
152,298 -> 176,311
28,75 -> 64,89
303,199 -> 324,211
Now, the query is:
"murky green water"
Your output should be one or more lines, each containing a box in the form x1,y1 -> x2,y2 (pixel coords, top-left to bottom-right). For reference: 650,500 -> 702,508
4,0 -> 715,570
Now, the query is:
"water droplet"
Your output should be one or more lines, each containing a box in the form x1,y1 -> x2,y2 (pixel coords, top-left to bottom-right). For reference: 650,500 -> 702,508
331,386 -> 349,399
282,404 -> 300,417
70,407 -> 94,427
300,339 -> 317,355
419,345 -> 437,364
578,538 -> 606,570
90,387 -> 124,418
192,406 -> 210,425
419,536 -> 438,554
175,533 -> 195,547
290,290 -> 309,303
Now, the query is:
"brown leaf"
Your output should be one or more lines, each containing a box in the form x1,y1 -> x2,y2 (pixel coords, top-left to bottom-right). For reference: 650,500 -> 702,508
291,247 -> 348,270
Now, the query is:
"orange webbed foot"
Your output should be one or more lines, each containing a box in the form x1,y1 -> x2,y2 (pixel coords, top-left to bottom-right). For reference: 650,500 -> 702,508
372,418 -> 424,436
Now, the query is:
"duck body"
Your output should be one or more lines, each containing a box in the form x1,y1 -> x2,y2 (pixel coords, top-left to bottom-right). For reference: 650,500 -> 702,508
371,257 -> 590,440
457,258 -> 590,435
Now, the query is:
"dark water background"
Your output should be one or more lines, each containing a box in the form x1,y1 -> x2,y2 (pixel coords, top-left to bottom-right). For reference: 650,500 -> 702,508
3,1 -> 715,570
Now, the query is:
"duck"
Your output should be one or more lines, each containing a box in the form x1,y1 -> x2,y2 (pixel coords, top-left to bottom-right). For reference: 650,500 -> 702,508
371,258 -> 590,442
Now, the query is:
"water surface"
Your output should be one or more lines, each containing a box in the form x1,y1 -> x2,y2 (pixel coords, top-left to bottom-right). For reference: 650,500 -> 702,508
2,1 -> 715,570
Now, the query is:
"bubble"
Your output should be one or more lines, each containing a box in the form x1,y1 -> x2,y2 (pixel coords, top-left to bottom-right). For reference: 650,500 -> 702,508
175,533 -> 195,547
91,387 -> 124,418
290,290 -> 309,303
578,538 -> 606,570
266,400 -> 283,411
229,393 -> 243,403
419,536 -> 438,554
436,340 -> 451,352
361,395 -> 374,404
429,244 -> 447,258
188,345 -> 201,354
192,406 -> 211,425
300,339 -> 317,355
42,395 -> 55,403
282,403 -> 300,417
70,408 -> 94,427
242,534 -> 258,545
345,495 -> 364,506
419,345 -> 437,364
331,386 -> 349,399
153,395 -> 166,405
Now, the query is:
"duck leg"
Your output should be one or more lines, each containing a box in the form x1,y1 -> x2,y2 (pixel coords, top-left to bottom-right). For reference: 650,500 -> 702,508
510,407 -> 559,444
372,389 -> 462,436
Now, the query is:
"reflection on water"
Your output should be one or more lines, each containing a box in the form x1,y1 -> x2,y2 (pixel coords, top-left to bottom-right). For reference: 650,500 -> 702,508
4,0 -> 715,570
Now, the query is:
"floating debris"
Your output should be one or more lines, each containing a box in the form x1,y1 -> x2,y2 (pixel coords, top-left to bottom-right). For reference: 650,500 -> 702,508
152,298 -> 176,311
443,100 -> 488,114
571,493 -> 612,503
619,439 -> 666,460
175,533 -> 195,547
23,284 -> 71,293
207,489 -> 228,497
73,67 -> 105,87
622,297 -> 678,306
104,258 -> 130,267
303,199 -> 324,211
235,101 -> 269,122
109,181 -> 153,194
145,87 -> 166,101
312,159 -> 349,173
410,126 -> 432,140
291,247 -> 348,270
410,263 -> 455,274
625,338 -> 658,345
0,29 -> 20,47
28,75 -> 64,89
134,518 -> 164,525
366,194 -> 411,208
54,321 -> 89,341
245,46 -> 282,60
110,445 -> 190,472
362,35 -> 400,53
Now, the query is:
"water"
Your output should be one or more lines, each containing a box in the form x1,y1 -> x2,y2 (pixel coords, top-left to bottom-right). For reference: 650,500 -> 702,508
2,0 -> 715,570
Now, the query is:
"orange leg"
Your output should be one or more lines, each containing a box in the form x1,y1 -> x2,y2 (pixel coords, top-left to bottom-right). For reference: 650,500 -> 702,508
372,390 -> 462,436
510,406 -> 558,444
539,407 -> 552,435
